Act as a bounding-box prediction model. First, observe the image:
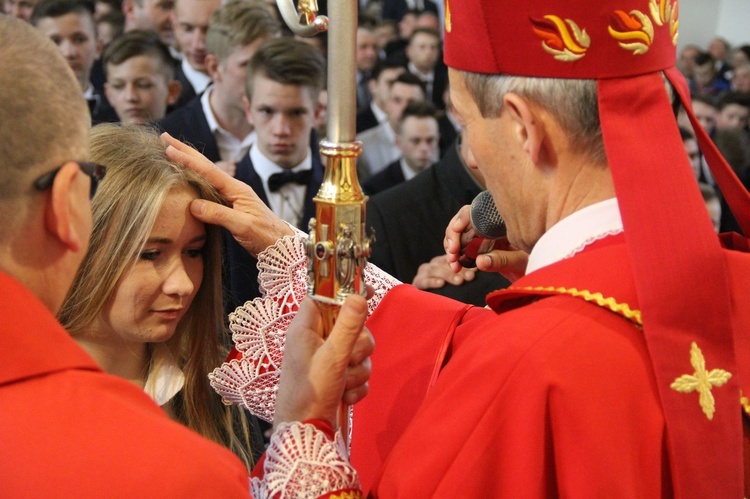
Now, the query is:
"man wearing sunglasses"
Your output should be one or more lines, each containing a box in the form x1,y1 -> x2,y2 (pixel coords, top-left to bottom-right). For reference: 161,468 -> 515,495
0,16 -> 249,496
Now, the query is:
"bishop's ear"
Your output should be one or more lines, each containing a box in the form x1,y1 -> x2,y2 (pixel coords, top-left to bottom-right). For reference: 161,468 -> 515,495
502,93 -> 547,165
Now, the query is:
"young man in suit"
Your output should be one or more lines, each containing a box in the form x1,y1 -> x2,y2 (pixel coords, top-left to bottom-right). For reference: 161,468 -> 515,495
102,30 -> 182,125
159,0 -> 279,175
32,0 -> 118,124
405,27 -> 447,109
122,0 -> 175,48
223,36 -> 326,311
356,60 -> 405,133
170,0 -> 220,107
357,71 -> 425,178
355,24 -> 379,112
363,99 -> 439,195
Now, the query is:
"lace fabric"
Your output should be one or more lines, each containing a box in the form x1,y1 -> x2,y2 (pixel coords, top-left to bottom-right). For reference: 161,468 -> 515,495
250,421 -> 360,498
209,233 -> 400,422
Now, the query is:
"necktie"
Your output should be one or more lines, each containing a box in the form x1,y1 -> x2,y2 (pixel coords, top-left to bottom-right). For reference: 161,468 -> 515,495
267,169 -> 312,192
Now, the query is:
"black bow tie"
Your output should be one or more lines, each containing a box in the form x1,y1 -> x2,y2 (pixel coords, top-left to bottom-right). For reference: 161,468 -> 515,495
268,169 -> 312,192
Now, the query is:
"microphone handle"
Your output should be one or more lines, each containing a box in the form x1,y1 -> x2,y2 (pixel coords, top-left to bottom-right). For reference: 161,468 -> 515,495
458,230 -> 498,268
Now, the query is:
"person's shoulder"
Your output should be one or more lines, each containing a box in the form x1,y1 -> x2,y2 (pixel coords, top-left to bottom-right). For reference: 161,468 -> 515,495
157,95 -> 204,132
0,368 -> 249,496
367,163 -> 438,215
357,123 -> 387,143
362,160 -> 402,195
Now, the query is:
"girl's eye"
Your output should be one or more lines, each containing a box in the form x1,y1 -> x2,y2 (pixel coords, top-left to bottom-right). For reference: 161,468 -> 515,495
140,250 -> 159,261
186,247 -> 204,258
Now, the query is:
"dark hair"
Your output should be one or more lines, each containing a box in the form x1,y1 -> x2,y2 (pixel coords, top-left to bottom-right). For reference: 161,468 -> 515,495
691,93 -> 719,109
408,27 -> 440,45
713,128 -> 750,175
32,0 -> 95,24
371,59 -> 404,81
357,13 -> 378,29
694,51 -> 715,68
96,0 -> 122,13
97,9 -> 124,33
737,45 -> 750,64
245,37 -> 326,100
391,71 -> 425,93
698,182 -> 719,203
102,30 -> 176,80
716,91 -> 750,111
679,126 -> 695,142
400,99 -> 437,123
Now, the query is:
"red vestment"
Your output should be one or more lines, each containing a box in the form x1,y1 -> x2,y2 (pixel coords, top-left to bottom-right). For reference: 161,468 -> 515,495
0,271 -> 250,497
351,234 -> 750,496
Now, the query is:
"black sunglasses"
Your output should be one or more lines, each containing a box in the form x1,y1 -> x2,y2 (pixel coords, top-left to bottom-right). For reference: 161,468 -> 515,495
34,161 -> 107,199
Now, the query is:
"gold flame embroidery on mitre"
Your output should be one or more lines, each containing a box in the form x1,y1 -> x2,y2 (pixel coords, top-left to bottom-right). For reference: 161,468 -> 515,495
530,15 -> 590,62
608,9 -> 654,55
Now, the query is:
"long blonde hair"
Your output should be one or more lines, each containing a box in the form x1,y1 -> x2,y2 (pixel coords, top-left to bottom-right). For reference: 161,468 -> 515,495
59,123 -> 255,469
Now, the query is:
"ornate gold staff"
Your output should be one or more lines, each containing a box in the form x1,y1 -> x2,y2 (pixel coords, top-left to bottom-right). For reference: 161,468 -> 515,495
275,0 -> 373,442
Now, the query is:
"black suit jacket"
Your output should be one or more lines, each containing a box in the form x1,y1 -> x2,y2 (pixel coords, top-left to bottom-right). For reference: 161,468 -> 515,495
89,87 -> 119,126
429,63 -> 449,109
157,96 -> 220,162
437,112 -> 459,157
224,150 -> 325,312
366,139 -> 510,306
363,159 -> 405,195
173,63 -> 199,111
356,106 -> 379,134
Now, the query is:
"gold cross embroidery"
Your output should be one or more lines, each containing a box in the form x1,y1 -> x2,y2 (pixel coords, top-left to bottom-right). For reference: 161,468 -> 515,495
670,342 -> 732,420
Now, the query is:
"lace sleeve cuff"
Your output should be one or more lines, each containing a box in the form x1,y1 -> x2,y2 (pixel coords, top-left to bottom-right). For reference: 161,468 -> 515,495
209,232 -> 400,422
250,420 -> 362,499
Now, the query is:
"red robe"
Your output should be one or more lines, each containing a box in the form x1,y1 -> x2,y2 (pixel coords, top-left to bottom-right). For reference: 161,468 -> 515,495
351,234 -> 750,496
0,272 -> 250,497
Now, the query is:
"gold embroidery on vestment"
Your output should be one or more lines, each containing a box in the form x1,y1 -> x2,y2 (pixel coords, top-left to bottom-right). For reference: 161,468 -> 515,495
328,491 -> 364,499
740,392 -> 750,416
516,286 -> 642,325
670,342 -> 732,420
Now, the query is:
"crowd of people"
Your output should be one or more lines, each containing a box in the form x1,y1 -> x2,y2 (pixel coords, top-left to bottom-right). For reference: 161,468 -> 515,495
676,37 -> 750,234
2,0 -> 750,496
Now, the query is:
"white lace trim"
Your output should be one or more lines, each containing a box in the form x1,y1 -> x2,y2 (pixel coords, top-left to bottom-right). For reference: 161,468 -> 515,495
209,233 -> 400,422
250,421 -> 359,498
526,198 -> 623,274
564,227 -> 624,260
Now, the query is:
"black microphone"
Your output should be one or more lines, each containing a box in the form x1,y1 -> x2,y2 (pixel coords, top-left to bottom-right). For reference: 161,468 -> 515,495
458,191 -> 507,268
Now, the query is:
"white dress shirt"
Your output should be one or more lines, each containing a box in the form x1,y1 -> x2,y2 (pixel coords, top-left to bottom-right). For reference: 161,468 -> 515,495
201,86 -> 255,162
250,144 -> 312,227
181,58 -> 212,95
